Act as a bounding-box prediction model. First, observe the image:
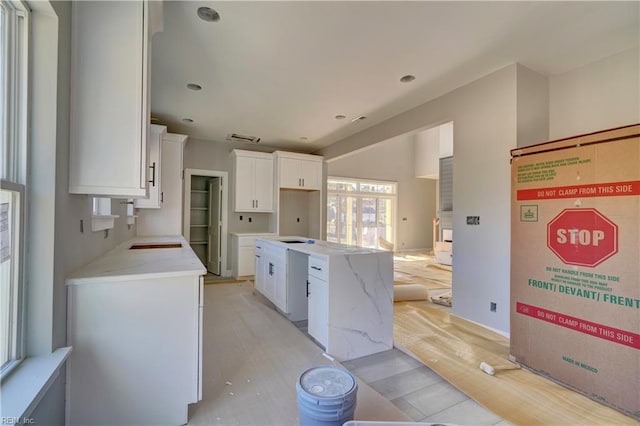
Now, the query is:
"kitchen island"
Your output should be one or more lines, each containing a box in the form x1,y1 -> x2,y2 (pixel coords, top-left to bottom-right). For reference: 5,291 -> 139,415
254,236 -> 394,361
65,236 -> 205,426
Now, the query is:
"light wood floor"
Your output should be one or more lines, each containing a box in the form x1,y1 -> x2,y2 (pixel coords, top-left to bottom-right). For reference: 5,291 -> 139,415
390,252 -> 637,425
394,302 -> 637,425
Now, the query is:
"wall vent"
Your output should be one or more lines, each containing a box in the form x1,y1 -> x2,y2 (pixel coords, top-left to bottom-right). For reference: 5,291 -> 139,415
226,133 -> 261,144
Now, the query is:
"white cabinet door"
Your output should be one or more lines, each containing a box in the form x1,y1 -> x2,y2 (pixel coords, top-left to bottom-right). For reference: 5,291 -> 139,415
135,124 -> 165,208
232,151 -> 274,212
253,156 -> 274,211
260,244 -> 287,311
307,275 -> 328,347
279,157 -> 302,189
136,132 -> 186,235
234,155 -> 256,211
272,250 -> 287,313
254,245 -> 265,294
238,246 -> 255,276
299,158 -> 322,190
70,1 -> 156,198
264,252 -> 276,301
66,274 -> 201,425
276,152 -> 323,190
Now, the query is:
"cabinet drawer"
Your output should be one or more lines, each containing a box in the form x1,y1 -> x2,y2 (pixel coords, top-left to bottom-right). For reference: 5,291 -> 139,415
308,256 -> 327,280
239,236 -> 256,248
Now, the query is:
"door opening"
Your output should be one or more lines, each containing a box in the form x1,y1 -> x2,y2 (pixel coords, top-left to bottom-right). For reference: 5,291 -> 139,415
183,168 -> 229,276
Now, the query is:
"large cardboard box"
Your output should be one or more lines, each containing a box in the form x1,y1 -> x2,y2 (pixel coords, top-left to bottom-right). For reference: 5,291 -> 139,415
510,124 -> 640,420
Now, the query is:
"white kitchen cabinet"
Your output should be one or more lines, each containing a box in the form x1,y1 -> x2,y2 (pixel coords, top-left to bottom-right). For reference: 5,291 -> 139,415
231,233 -> 277,278
308,275 -> 328,348
135,124 -> 165,208
255,236 -> 393,361
255,239 -> 287,313
275,151 -> 323,190
254,240 -> 309,322
258,241 -> 287,310
231,150 -> 274,212
307,255 -> 328,347
65,237 -> 204,425
136,132 -> 187,236
239,245 -> 255,276
271,248 -> 288,312
69,1 -> 163,198
263,253 -> 276,302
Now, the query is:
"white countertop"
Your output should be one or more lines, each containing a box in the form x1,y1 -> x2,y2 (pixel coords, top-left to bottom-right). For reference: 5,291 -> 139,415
66,236 -> 206,285
255,236 -> 387,257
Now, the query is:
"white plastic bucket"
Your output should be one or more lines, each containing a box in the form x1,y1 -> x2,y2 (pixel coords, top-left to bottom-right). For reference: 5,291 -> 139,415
296,366 -> 358,426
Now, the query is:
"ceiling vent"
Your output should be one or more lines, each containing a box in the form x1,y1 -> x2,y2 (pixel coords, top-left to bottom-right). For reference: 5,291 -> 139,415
226,133 -> 261,144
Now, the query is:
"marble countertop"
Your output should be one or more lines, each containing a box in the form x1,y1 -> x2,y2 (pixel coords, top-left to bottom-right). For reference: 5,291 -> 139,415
255,236 -> 386,257
66,236 -> 206,285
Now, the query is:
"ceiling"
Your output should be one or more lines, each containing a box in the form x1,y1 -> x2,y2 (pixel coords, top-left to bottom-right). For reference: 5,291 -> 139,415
150,1 -> 639,153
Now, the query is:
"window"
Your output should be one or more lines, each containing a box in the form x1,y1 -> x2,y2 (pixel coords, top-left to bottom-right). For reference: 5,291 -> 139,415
1,0 -> 29,376
327,177 -> 397,249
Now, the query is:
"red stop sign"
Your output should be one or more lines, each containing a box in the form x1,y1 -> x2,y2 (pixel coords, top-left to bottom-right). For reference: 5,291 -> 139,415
547,208 -> 618,267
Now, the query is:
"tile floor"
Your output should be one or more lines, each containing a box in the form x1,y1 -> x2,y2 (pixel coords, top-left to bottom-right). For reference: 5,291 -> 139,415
343,350 -> 510,426
294,320 -> 510,426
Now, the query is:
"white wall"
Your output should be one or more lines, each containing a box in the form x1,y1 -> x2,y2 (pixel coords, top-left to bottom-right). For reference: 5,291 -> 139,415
517,64 -> 549,147
318,51 -> 640,336
549,47 -> 640,140
414,126 -> 440,179
318,65 -> 519,335
328,133 -> 437,251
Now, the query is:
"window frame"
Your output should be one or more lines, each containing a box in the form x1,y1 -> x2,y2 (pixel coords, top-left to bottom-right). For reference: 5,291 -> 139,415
327,177 -> 397,249
0,0 -> 30,378
0,180 -> 26,376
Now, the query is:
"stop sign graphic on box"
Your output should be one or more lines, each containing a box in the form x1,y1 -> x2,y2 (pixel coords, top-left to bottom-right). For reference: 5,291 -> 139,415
547,208 -> 618,267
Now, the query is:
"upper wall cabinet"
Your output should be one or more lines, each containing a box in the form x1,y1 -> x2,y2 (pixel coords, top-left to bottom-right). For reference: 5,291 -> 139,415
135,124 -> 166,209
69,1 -> 163,198
231,150 -> 274,212
274,151 -> 323,190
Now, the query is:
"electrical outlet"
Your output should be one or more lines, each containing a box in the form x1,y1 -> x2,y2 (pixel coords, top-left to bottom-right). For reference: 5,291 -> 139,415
490,302 -> 497,312
467,216 -> 480,225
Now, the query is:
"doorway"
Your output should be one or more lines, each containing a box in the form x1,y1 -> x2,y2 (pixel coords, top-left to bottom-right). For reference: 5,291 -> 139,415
183,168 -> 229,276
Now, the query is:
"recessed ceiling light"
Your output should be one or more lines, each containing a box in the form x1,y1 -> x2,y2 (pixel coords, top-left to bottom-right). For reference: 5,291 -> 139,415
187,83 -> 202,91
351,116 -> 367,123
400,74 -> 416,83
182,118 -> 194,123
197,7 -> 220,22
335,115 -> 346,120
